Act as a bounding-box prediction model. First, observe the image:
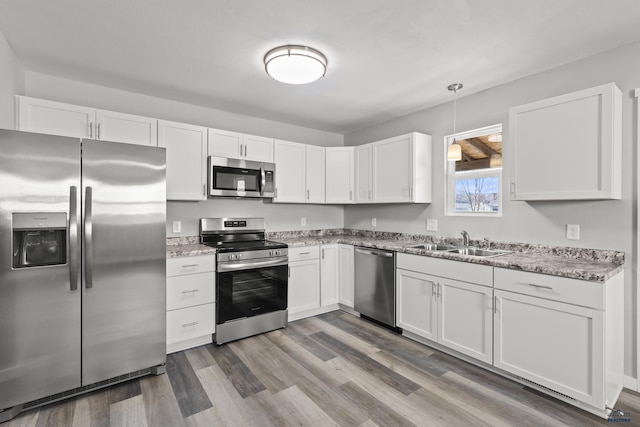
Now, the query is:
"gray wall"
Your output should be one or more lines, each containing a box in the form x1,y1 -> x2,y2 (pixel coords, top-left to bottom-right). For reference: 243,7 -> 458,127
0,31 -> 24,129
24,72 -> 346,236
344,41 -> 640,379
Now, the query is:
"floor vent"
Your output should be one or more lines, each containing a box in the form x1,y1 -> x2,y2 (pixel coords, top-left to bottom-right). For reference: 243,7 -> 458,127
519,377 -> 577,402
22,368 -> 152,410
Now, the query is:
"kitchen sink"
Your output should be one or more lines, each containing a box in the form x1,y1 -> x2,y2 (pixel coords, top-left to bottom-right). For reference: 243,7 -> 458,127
404,243 -> 458,251
447,247 -> 511,257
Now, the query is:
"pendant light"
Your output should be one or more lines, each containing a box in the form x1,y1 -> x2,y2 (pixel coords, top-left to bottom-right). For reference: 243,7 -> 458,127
447,83 -> 463,161
264,45 -> 328,85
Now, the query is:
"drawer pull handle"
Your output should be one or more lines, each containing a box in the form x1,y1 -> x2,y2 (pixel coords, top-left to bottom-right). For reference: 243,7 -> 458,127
181,264 -> 198,268
181,289 -> 199,294
299,252 -> 311,255
181,322 -> 199,328
528,283 -> 553,290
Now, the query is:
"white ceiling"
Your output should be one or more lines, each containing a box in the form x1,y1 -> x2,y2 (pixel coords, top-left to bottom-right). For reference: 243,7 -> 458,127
1,0 -> 639,134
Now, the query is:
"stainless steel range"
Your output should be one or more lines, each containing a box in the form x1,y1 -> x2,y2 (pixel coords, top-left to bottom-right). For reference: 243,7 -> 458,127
200,218 -> 288,345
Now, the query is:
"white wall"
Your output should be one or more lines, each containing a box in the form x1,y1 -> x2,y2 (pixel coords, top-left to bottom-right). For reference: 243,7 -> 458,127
344,40 -> 640,380
24,72 -> 345,236
0,30 -> 24,128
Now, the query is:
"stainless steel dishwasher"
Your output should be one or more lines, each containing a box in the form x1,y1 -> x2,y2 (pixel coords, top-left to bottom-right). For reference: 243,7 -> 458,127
354,247 -> 399,331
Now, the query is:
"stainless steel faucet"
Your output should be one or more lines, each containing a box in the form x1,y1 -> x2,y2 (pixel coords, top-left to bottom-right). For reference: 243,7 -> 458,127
461,230 -> 469,246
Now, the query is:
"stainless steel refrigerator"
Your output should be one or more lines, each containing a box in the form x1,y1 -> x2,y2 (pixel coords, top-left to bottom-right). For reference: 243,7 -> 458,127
0,129 -> 166,420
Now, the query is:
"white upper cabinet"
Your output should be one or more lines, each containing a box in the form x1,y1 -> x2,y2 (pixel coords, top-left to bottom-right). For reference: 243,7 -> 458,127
371,132 -> 432,203
325,147 -> 355,204
158,120 -> 208,201
273,139 -> 307,203
306,145 -> 325,203
509,82 -> 622,200
16,96 -> 158,146
208,128 -> 274,163
95,110 -> 157,146
16,96 -> 94,138
355,144 -> 372,203
273,140 -> 325,204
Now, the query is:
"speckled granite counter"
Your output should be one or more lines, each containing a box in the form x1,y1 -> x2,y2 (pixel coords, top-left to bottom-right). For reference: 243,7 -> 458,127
266,230 -> 624,283
166,236 -> 216,258
166,230 -> 624,282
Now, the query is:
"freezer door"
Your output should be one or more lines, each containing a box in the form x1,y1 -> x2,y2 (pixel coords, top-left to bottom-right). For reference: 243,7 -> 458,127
81,140 -> 166,385
0,130 -> 81,408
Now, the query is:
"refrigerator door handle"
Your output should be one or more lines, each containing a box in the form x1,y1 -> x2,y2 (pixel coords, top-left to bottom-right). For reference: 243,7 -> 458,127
69,186 -> 78,291
84,186 -> 94,289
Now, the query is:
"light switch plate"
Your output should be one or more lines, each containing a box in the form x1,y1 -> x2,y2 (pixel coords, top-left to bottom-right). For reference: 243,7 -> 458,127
426,219 -> 438,231
301,217 -> 306,226
372,218 -> 377,227
172,221 -> 182,234
566,224 -> 580,240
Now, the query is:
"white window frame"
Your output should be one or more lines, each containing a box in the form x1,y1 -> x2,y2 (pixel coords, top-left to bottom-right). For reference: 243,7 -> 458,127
444,124 -> 503,217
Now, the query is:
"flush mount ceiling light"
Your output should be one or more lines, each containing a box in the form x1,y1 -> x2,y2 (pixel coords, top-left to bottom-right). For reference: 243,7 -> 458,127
264,45 -> 327,85
447,83 -> 464,162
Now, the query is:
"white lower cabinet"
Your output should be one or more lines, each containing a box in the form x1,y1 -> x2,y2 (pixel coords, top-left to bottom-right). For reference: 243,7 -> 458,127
166,255 -> 215,354
288,246 -> 321,320
320,245 -> 340,307
493,268 -> 624,413
337,245 -> 355,308
396,255 -> 493,363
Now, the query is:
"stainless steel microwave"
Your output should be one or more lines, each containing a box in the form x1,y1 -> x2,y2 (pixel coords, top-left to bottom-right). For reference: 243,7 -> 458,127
208,156 -> 275,198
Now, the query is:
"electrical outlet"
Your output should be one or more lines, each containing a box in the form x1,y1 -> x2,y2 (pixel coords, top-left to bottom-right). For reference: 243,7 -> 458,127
426,219 -> 438,231
566,224 -> 580,240
301,217 -> 306,226
172,221 -> 182,234
372,218 -> 377,227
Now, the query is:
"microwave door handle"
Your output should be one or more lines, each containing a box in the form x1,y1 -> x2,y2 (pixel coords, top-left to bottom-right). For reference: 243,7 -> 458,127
260,167 -> 266,196
84,186 -> 94,289
69,186 -> 78,291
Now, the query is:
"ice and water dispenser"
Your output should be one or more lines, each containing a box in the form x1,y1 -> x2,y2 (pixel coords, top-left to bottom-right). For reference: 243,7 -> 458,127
12,212 -> 67,269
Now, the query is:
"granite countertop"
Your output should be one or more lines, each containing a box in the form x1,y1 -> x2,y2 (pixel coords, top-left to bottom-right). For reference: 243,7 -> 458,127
271,234 -> 624,283
166,231 -> 624,283
166,237 -> 216,258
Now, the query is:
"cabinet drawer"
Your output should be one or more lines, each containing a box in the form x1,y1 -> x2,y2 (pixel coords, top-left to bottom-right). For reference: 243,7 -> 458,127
166,303 -> 215,345
167,255 -> 215,277
397,253 -> 493,286
167,272 -> 215,310
494,268 -> 604,310
288,245 -> 320,262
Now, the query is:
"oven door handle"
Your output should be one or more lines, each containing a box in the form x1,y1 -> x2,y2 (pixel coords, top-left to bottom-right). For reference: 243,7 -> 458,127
218,257 -> 288,272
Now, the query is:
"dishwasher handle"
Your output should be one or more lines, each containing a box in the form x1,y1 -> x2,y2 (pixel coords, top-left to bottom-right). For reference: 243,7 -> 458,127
355,247 -> 394,257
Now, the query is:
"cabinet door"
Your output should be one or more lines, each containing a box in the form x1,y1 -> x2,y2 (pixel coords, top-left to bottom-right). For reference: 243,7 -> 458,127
338,244 -> 354,307
320,245 -> 340,306
208,128 -> 243,158
396,269 -> 438,341
355,144 -> 372,203
243,134 -> 274,163
96,110 -> 157,146
288,259 -> 321,315
158,120 -> 208,200
373,135 -> 413,202
438,280 -> 493,363
273,140 -> 306,203
16,95 -> 94,138
509,83 -> 621,200
306,145 -> 325,203
494,290 -> 604,406
325,147 -> 354,203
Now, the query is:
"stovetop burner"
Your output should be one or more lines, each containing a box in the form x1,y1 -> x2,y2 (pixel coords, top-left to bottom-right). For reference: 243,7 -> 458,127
203,239 -> 287,253
199,217 -> 287,254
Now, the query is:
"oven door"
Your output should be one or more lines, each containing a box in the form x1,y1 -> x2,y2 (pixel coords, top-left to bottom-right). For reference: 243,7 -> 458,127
216,258 -> 288,324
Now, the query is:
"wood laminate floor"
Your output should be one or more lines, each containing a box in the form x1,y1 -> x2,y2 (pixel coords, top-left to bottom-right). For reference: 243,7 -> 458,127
5,310 -> 640,426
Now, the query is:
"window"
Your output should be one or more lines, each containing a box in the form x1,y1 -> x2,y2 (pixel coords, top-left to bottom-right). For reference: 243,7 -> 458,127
445,124 -> 503,216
